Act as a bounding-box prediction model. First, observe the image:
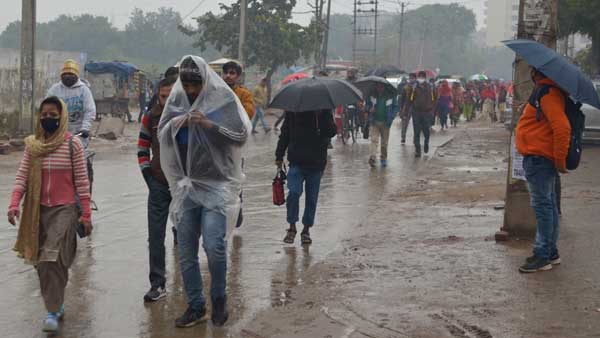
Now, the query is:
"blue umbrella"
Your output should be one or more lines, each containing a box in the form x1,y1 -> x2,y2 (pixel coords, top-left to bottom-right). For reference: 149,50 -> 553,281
504,39 -> 600,109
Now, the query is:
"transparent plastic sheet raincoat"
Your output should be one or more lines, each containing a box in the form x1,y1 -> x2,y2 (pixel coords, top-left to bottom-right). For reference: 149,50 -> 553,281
158,56 -> 251,237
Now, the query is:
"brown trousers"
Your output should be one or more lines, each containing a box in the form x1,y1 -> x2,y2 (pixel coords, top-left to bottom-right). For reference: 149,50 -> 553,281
370,121 -> 390,160
36,205 -> 78,313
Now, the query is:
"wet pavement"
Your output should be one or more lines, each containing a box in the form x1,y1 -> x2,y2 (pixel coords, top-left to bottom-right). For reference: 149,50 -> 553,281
0,121 -> 454,338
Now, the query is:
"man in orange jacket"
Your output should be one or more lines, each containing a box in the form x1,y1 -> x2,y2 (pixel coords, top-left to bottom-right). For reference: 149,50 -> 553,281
515,68 -> 571,273
222,61 -> 255,119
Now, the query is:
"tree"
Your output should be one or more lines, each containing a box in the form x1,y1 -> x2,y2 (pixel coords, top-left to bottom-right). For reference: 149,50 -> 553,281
124,7 -> 213,67
183,0 -> 314,97
558,0 -> 600,75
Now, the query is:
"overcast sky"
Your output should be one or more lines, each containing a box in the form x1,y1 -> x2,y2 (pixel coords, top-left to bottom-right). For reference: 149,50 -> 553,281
1,0 -> 485,32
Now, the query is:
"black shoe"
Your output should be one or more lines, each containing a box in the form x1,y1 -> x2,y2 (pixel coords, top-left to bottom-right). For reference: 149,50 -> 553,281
211,297 -> 229,327
144,286 -> 166,302
519,256 -> 552,273
424,144 -> 429,154
172,227 -> 178,246
527,253 -> 561,265
415,152 -> 421,158
175,306 -> 207,328
401,139 -> 406,144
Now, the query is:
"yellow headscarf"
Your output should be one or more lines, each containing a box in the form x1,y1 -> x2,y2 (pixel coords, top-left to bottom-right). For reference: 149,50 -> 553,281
13,97 -> 69,264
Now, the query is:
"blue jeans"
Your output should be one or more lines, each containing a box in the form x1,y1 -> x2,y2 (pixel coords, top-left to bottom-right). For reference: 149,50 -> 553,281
147,177 -> 172,288
523,155 -> 560,261
176,198 -> 227,310
286,166 -> 323,227
252,107 -> 269,131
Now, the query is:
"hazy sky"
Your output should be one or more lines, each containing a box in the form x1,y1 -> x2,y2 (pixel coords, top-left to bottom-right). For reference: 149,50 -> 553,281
1,0 -> 485,32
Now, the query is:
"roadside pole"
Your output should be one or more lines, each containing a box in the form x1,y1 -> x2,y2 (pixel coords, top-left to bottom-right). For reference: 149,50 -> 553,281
397,2 -> 406,69
320,0 -> 332,71
497,0 -> 558,240
19,0 -> 36,136
238,0 -> 247,65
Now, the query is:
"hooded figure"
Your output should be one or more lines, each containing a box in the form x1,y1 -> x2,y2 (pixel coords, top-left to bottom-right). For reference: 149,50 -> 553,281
157,55 -> 250,328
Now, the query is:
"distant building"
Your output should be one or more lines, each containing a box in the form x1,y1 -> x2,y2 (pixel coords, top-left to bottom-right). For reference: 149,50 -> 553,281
484,0 -> 519,47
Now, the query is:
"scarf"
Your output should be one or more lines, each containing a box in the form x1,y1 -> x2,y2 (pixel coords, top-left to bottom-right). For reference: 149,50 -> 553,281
13,98 -> 69,264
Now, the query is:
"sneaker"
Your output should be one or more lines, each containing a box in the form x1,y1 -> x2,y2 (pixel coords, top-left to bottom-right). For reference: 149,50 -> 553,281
519,256 -> 552,273
415,152 -> 422,158
401,139 -> 406,145
527,254 -> 561,265
265,128 -> 272,133
368,157 -> 376,167
175,306 -> 207,328
43,313 -> 59,333
144,286 -> 167,302
211,297 -> 229,327
251,129 -> 258,134
424,144 -> 429,154
380,159 -> 388,167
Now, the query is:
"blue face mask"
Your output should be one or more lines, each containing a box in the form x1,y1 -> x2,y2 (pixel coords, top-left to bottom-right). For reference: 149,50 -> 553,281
41,118 -> 60,133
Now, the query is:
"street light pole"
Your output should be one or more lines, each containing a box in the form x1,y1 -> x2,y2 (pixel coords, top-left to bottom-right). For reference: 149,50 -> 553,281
397,2 -> 406,69
19,0 -> 36,136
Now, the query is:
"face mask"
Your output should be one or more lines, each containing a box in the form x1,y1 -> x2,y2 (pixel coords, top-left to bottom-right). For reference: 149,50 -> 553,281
41,118 -> 60,134
417,78 -> 426,84
61,75 -> 78,87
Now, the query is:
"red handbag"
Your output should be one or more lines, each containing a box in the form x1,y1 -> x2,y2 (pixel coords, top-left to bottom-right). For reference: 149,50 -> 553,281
272,166 -> 287,206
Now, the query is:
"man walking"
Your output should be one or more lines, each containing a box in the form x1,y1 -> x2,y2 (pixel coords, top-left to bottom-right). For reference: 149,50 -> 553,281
399,73 -> 417,144
406,71 -> 436,158
251,78 -> 271,134
47,59 -> 96,149
367,84 -> 398,167
138,77 -> 175,302
516,68 -> 570,273
222,61 -> 255,120
276,110 -> 337,245
158,56 -> 250,328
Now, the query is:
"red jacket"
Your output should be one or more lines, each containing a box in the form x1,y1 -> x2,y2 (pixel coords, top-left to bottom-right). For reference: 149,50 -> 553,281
480,88 -> 496,101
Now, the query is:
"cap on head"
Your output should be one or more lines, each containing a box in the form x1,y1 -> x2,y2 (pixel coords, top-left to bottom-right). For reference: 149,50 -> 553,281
223,61 -> 242,75
61,59 -> 80,77
179,57 -> 203,84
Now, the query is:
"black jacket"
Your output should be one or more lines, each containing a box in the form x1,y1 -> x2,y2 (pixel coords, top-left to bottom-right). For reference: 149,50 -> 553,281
275,110 -> 337,170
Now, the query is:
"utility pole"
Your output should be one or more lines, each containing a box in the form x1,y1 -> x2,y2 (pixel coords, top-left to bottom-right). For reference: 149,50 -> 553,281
497,0 -> 558,240
313,0 -> 323,68
397,2 -> 407,69
19,0 -> 36,136
238,0 -> 247,65
352,0 -> 357,65
373,0 -> 378,62
320,0 -> 332,70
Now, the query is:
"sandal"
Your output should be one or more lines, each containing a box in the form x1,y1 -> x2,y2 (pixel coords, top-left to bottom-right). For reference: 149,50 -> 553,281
283,229 -> 297,244
301,232 -> 312,245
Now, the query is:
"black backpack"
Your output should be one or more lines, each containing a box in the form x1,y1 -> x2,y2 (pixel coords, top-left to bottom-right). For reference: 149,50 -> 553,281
528,84 -> 586,170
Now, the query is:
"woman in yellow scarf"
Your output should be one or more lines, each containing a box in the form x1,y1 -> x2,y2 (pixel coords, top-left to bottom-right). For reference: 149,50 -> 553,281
7,96 -> 92,333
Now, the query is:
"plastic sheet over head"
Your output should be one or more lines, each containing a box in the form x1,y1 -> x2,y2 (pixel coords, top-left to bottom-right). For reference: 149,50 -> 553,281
158,55 -> 251,234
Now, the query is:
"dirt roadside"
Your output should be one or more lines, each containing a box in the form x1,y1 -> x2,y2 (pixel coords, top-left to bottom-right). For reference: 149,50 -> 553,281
240,125 -> 600,338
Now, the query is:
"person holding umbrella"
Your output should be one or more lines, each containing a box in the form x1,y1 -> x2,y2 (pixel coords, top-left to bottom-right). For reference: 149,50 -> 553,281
365,82 -> 398,167
505,39 -> 600,273
270,77 -> 361,245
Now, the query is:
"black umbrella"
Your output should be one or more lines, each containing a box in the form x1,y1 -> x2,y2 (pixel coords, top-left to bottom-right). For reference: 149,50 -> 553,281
366,65 -> 403,78
353,76 -> 397,98
269,77 -> 363,112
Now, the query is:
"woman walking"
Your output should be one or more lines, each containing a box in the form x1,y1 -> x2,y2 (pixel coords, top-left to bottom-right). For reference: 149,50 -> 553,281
7,96 -> 92,333
436,80 -> 453,130
450,82 -> 464,127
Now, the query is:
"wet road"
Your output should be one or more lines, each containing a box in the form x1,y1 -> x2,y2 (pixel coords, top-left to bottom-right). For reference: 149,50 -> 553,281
0,123 -> 453,338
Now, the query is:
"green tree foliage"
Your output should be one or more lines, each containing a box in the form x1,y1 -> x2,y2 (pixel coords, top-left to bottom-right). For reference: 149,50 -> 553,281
183,0 -> 314,94
558,0 -> 600,75
0,9 -> 209,73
